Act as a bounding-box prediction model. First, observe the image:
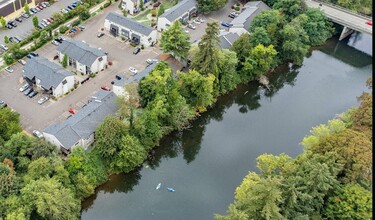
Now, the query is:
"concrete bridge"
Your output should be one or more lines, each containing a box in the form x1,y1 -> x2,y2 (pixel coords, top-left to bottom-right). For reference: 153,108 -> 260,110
305,0 -> 372,40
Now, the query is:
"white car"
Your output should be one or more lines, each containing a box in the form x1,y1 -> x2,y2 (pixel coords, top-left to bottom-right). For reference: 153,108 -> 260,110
129,67 -> 138,74
51,40 -> 59,46
5,67 -> 13,73
18,59 -> 26,65
38,96 -> 49,105
193,19 -> 201,24
19,83 -> 30,92
0,44 -> 8,51
183,29 -> 189,33
32,130 -> 44,138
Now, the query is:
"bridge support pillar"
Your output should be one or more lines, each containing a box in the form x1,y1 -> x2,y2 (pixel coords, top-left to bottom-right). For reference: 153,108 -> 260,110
339,26 -> 354,41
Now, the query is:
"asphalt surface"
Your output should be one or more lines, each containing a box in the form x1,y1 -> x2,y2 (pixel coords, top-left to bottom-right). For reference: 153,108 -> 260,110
0,0 -> 76,45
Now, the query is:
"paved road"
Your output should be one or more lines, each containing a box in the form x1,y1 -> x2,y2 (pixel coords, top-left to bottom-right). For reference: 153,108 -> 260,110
305,0 -> 372,35
0,0 -> 76,45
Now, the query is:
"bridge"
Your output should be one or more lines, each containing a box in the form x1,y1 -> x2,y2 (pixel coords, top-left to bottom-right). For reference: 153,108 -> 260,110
305,0 -> 372,40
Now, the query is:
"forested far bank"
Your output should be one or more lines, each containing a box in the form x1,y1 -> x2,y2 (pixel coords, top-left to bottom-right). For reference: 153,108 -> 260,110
215,77 -> 372,220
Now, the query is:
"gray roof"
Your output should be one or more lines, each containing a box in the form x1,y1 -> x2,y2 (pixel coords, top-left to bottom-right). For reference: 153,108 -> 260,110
114,62 -> 157,87
56,39 -> 106,67
231,1 -> 270,30
44,90 -> 118,150
160,0 -> 197,22
219,32 -> 240,49
106,12 -> 154,36
23,57 -> 73,90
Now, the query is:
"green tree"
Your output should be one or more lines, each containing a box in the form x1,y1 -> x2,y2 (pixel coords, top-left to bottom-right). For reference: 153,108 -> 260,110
217,49 -> 240,94
79,9 -> 90,20
4,36 -> 9,44
24,3 -> 30,15
0,17 -> 6,29
32,16 -> 38,29
139,0 -> 144,10
279,19 -> 309,65
351,77 -> 372,137
231,34 -> 252,71
117,83 -> 140,129
242,44 -> 277,80
324,184 -> 372,219
62,53 -> 68,68
160,21 -> 191,60
157,3 -> 165,16
178,69 -> 216,112
123,9 -> 128,17
95,116 -> 128,160
249,27 -> 272,47
21,178 -> 80,219
0,171 -> 20,197
109,135 -> 146,172
273,0 -> 306,22
197,0 -> 228,13
0,108 -> 22,143
52,12 -> 64,23
299,9 -> 334,46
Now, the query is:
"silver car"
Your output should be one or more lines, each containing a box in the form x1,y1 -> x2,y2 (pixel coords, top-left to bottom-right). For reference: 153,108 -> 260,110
19,83 -> 30,92
32,130 -> 43,138
38,96 -> 49,105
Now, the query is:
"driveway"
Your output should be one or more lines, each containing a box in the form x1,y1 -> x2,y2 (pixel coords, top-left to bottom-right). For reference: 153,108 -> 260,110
0,0 -> 76,45
0,3 -> 162,134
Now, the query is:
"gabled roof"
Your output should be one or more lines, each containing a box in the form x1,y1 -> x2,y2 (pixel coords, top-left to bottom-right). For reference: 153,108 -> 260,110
219,32 -> 240,49
114,62 -> 157,87
44,90 -> 118,150
105,12 -> 155,36
231,1 -> 270,30
56,39 -> 106,67
23,57 -> 73,90
159,0 -> 197,22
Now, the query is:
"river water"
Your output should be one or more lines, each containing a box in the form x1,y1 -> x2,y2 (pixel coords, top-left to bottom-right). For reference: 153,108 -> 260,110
81,33 -> 372,219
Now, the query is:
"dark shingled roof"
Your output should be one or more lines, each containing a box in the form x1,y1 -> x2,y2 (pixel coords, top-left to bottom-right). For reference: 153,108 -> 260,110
106,12 -> 155,36
56,39 -> 106,67
219,32 -> 240,49
44,90 -> 118,150
159,0 -> 197,21
23,57 -> 73,90
231,1 -> 270,30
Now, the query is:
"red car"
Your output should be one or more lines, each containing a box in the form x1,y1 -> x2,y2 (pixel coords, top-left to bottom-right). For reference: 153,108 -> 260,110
37,5 -> 44,10
101,86 -> 111,91
68,108 -> 76,114
153,1 -> 161,7
365,20 -> 372,26
47,18 -> 53,23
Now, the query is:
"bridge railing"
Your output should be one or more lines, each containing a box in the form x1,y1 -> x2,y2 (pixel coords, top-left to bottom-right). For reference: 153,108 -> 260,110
311,0 -> 372,20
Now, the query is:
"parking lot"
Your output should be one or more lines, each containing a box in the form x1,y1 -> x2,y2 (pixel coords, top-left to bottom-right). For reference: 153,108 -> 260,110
0,0 -> 238,134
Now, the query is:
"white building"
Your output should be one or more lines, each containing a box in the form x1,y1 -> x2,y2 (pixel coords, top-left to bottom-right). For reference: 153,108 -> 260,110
121,0 -> 151,15
104,12 -> 157,47
43,90 -> 118,153
113,62 -> 157,97
230,1 -> 270,34
157,0 -> 197,32
23,57 -> 75,98
56,39 -> 107,74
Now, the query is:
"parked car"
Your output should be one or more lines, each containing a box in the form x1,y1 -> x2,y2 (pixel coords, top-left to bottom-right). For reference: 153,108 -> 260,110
193,19 -> 201,24
22,13 -> 29,18
37,24 -> 44,29
30,8 -> 38,13
1,44 -> 8,51
101,86 -> 111,91
153,1 -> 161,7
5,24 -> 13,29
42,19 -> 50,24
18,59 -> 26,65
47,18 -> 53,23
67,5 -> 74,10
19,83 -> 30,92
32,130 -> 44,138
78,25 -> 85,30
187,23 -> 196,30
61,8 -> 69,13
42,2 -> 50,7
51,40 -> 59,46
15,17 -> 22,22
146,59 -> 154,65
37,5 -> 44,10
365,20 -> 372,26
97,32 -> 105,38
5,67 -> 13,73
23,88 -> 33,96
129,67 -> 138,74
9,20 -> 17,27
14,36 -> 22,43
183,28 -> 189,33
30,52 -> 38,57
38,96 -> 49,105
221,22 -> 233,27
0,100 -> 7,108
55,37 -> 64,43
28,90 -> 38,98
133,47 -> 141,54
68,108 -> 76,114
228,12 -> 239,18
34,7 -> 41,12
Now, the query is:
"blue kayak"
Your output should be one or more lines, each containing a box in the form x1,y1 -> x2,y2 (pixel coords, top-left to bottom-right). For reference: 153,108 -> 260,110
167,187 -> 175,192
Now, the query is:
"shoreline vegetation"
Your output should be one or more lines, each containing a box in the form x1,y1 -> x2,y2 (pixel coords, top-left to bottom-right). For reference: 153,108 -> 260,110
0,0 -> 371,219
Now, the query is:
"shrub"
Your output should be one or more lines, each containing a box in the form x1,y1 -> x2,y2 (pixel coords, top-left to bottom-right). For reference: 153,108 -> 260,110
103,0 -> 111,8
150,9 -> 157,17
59,26 -> 69,34
141,44 -> 144,50
71,19 -> 81,27
234,6 -> 240,11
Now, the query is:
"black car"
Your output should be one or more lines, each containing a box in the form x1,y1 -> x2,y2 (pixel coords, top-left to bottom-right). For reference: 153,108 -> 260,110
14,36 -> 21,43
55,37 -> 64,43
133,47 -> 141,55
37,24 -> 43,29
28,90 -> 38,98
15,17 -> 22,22
67,5 -> 74,10
6,24 -> 13,29
30,52 -> 39,57
9,21 -> 17,27
97,32 -> 105,38
115,75 -> 122,80
9,37 -> 15,43
23,88 -> 33,96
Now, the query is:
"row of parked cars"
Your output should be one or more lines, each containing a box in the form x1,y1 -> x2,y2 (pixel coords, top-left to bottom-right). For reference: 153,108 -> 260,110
5,2 -> 50,30
60,1 -> 83,14
19,82 -> 50,105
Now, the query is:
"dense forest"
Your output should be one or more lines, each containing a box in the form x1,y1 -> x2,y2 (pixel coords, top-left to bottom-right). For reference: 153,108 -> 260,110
0,0 -> 355,218
215,78 -> 372,219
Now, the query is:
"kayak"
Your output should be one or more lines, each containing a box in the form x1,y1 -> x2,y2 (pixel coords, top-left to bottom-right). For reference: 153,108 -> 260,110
156,183 -> 161,190
167,187 -> 175,192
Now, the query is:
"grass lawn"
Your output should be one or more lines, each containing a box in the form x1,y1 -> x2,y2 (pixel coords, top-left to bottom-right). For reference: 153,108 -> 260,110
162,0 -> 176,10
134,9 -> 151,21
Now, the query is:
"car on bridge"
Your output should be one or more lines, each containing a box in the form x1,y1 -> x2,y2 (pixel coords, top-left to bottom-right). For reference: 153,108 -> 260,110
365,20 -> 372,26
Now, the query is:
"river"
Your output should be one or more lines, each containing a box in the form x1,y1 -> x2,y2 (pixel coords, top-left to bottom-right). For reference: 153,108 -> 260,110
81,33 -> 372,219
